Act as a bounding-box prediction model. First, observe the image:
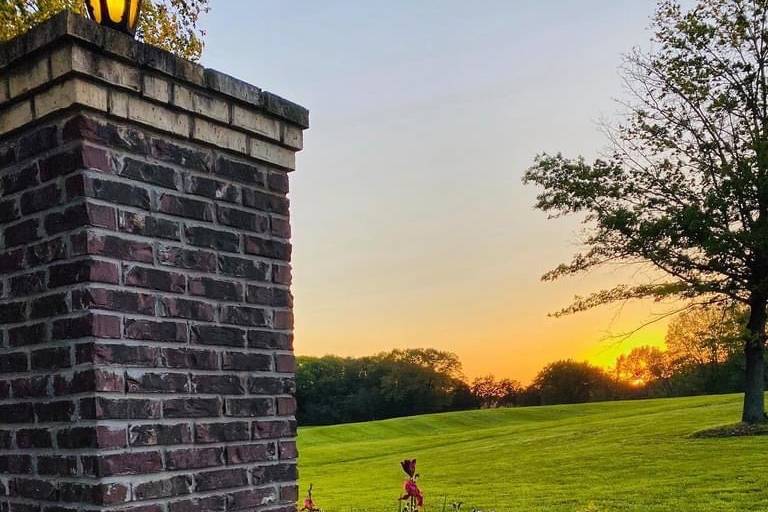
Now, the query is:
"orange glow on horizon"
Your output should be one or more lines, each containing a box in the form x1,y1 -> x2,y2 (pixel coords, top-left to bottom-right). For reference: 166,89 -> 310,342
284,0 -> 677,385
293,284 -> 673,384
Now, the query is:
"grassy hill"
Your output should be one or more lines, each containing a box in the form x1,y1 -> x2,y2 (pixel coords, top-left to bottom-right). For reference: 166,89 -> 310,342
297,394 -> 768,511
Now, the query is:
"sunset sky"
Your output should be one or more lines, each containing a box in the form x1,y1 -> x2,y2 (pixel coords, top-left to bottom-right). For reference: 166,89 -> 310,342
202,0 -> 677,382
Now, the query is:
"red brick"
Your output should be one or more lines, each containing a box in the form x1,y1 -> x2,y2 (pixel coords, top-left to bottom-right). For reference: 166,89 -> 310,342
125,319 -> 188,342
0,351 -> 27,373
124,266 -> 186,293
226,488 -> 277,511
250,332 -> 282,353
158,194 -> 214,221
4,219 -> 40,247
165,447 -> 223,470
79,344 -> 159,367
133,475 -> 192,501
225,398 -> 275,417
37,456 -> 77,476
8,323 -> 47,347
83,451 -> 163,476
160,297 -> 214,321
194,422 -> 250,444
194,468 -> 248,492
191,325 -> 245,347
38,145 -> 112,182
129,424 -> 192,447
54,369 -> 124,394
267,172 -> 289,194
163,398 -> 221,418
80,397 -> 161,420
67,174 -> 150,210
244,235 -> 291,260
0,248 -> 25,275
158,244 -> 217,272
119,158 -> 179,189
191,375 -> 244,395
151,139 -> 211,173
44,202 -> 116,235
220,306 -> 268,327
11,376 -> 49,398
271,216 -> 291,239
126,372 -> 190,394
278,441 -> 298,460
48,259 -> 119,287
16,429 -> 51,449
52,314 -> 121,340
31,347 -> 71,371
1,85 -> 301,512
185,175 -> 239,202
185,225 -> 239,252
160,348 -> 218,370
280,484 -> 299,503
57,426 -> 126,449
0,454 -> 33,474
222,352 -> 271,372
119,211 -> 180,240
272,264 -> 292,285
34,400 -> 75,422
10,478 -> 57,501
25,238 -> 65,267
188,277 -> 242,301
168,496 -> 226,512
73,288 -> 155,315
20,183 -> 61,215
273,310 -> 294,329
251,463 -> 297,484
217,206 -> 268,233
70,232 -> 153,263
275,354 -> 296,373
215,157 -> 265,185
276,397 -> 297,416
225,443 -> 276,464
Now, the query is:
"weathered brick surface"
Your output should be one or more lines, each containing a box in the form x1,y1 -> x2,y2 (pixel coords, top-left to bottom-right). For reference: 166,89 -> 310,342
0,13 -> 304,512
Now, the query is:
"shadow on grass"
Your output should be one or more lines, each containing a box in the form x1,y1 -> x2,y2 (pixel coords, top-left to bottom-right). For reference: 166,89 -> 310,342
690,422 -> 768,438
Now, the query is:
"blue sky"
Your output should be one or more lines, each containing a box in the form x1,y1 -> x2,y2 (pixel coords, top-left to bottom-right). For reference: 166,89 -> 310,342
201,1 -> 671,380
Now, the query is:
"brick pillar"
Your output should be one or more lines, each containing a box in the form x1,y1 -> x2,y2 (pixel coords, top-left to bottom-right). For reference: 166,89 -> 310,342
0,12 -> 307,512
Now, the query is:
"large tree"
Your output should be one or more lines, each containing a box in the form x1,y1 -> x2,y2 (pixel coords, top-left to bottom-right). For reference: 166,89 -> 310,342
0,0 -> 208,61
470,375 -> 522,408
524,0 -> 768,423
666,305 -> 743,368
295,349 -> 473,425
531,360 -> 618,405
614,345 -> 673,388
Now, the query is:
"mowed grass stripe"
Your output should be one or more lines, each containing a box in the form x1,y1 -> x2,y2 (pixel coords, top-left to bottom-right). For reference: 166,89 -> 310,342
298,394 -> 768,511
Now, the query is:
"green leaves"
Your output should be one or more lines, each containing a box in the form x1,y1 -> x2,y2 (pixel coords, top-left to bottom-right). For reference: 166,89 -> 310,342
138,0 -> 209,61
0,0 -> 209,61
524,0 -> 768,314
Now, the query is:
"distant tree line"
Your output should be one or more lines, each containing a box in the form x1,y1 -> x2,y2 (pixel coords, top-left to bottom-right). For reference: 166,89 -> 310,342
610,305 -> 746,399
296,349 -> 476,425
296,305 -> 755,426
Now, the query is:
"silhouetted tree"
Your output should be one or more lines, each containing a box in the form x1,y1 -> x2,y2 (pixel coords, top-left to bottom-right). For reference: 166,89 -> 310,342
530,360 -> 619,405
295,349 -> 474,425
666,305 -> 743,368
665,305 -> 745,393
524,0 -> 768,423
615,346 -> 673,389
471,375 -> 522,408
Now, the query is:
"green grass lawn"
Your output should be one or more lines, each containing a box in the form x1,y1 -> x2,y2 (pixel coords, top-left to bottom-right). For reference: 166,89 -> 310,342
297,394 -> 768,511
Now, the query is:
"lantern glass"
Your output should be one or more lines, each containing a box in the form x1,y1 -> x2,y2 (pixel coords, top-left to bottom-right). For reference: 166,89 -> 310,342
84,0 -> 143,36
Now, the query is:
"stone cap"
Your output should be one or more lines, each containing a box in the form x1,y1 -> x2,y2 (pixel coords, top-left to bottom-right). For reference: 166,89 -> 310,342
0,10 -> 309,129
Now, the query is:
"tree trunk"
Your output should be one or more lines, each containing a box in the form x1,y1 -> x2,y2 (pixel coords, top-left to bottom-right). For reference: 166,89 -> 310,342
742,294 -> 767,424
